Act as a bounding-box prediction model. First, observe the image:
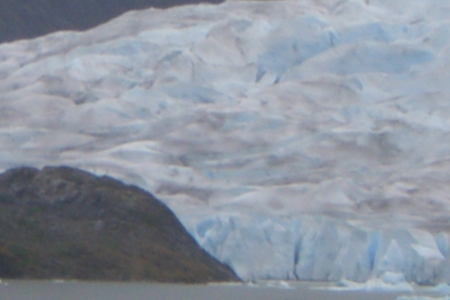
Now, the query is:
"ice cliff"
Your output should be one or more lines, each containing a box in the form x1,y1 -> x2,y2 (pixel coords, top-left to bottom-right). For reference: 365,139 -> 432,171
1,0 -> 450,285
183,213 -> 450,284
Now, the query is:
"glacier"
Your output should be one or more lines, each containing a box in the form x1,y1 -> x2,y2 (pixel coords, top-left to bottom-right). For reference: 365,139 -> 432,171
2,0 -> 450,285
182,213 -> 450,284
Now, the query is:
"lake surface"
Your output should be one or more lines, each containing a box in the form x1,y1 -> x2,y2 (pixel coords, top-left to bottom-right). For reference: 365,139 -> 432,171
0,280 -> 446,300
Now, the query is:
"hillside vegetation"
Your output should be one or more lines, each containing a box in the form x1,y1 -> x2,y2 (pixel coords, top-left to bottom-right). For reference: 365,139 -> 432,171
0,166 -> 238,282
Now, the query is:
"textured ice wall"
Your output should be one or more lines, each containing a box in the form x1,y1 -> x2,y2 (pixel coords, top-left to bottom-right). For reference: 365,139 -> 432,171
2,0 -> 450,284
182,213 -> 450,283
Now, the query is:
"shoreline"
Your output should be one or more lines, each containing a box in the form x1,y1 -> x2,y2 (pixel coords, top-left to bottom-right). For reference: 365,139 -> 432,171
0,279 -> 448,298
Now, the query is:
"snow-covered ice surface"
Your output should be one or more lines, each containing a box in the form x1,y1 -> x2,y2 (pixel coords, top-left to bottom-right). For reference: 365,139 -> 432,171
2,0 -> 450,285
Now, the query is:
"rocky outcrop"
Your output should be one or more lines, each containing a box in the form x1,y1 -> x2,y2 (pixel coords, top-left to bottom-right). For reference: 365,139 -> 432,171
0,166 -> 239,282
0,0 -> 224,44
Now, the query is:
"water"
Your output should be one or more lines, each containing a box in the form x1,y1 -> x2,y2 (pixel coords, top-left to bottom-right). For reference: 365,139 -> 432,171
0,280 -> 444,300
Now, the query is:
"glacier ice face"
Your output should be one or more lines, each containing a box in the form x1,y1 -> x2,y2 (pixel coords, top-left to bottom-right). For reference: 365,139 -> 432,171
181,213 -> 450,284
2,0 -> 450,284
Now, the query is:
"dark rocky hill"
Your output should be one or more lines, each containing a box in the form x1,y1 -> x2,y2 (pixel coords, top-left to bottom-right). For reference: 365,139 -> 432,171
0,166 -> 239,282
0,0 -> 224,44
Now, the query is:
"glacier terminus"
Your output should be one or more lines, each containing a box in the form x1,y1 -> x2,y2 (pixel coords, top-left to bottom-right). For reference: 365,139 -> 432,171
2,0 -> 450,286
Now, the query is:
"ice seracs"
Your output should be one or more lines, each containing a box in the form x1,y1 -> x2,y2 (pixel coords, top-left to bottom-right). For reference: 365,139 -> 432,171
182,213 -> 450,284
1,0 -> 450,286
